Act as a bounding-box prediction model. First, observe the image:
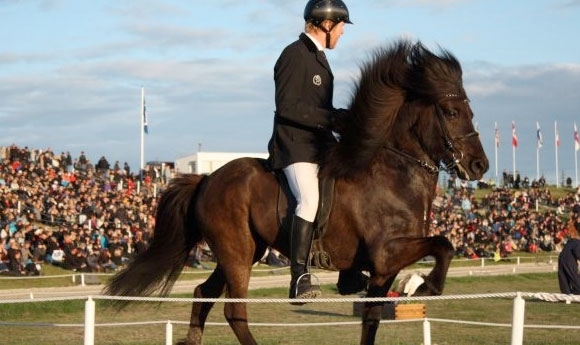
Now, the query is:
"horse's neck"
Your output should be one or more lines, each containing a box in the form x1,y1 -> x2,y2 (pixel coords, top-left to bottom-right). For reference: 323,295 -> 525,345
373,160 -> 439,232
403,170 -> 438,230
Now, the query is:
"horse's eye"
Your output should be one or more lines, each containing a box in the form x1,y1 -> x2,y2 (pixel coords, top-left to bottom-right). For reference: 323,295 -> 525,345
446,110 -> 458,117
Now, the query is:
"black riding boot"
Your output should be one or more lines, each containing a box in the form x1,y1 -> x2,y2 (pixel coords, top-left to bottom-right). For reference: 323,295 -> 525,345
289,215 -> 321,304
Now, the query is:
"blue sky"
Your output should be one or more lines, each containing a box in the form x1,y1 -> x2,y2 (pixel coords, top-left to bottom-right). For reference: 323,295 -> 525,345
1,0 -> 579,184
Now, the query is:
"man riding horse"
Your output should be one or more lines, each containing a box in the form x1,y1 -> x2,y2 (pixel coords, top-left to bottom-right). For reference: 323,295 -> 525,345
267,0 -> 368,303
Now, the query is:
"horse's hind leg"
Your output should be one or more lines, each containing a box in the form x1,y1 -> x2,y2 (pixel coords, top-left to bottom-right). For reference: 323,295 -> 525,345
222,264 -> 257,345
179,267 -> 226,345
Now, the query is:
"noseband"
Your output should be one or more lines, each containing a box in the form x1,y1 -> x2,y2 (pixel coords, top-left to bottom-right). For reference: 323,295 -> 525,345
387,94 -> 479,175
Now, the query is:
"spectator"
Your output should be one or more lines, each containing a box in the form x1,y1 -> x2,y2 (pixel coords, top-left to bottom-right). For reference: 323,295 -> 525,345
77,151 -> 88,171
97,248 -> 117,271
96,156 -> 110,181
63,247 -> 89,272
123,162 -> 131,176
6,249 -> 26,276
86,251 -> 104,272
558,218 -> 580,295
0,238 -> 9,273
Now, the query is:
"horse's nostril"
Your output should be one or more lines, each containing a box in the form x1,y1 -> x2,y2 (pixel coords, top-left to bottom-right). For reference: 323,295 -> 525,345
472,158 -> 489,176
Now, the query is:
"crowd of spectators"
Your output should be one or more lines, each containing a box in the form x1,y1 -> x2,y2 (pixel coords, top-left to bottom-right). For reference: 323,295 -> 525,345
0,144 -> 166,276
432,180 -> 580,260
1,143 -> 580,278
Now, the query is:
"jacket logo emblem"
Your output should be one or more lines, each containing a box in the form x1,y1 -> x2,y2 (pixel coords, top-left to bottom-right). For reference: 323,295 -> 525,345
313,75 -> 322,86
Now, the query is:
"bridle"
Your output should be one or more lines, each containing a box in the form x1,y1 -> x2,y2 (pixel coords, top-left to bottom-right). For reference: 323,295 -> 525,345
386,94 -> 479,176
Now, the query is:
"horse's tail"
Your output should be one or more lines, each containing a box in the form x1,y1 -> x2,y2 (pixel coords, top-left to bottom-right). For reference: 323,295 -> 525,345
104,173 -> 205,303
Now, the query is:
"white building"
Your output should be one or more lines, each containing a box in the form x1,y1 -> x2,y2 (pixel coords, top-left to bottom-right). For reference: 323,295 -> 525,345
174,151 -> 268,175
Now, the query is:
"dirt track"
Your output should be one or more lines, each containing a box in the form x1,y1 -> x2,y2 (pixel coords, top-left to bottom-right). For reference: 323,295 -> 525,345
0,261 -> 557,301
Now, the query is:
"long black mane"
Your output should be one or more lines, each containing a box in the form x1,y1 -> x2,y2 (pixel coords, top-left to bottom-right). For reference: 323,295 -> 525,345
322,39 -> 465,178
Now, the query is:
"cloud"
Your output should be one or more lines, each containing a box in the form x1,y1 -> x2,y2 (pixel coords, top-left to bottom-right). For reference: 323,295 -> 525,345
0,0 -> 60,10
370,0 -> 470,8
562,0 -> 580,7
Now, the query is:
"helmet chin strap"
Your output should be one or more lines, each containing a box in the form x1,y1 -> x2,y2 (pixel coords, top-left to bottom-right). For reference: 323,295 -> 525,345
317,22 -> 338,48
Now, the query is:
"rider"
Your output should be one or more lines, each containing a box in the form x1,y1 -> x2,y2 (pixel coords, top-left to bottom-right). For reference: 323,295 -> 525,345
267,0 -> 352,302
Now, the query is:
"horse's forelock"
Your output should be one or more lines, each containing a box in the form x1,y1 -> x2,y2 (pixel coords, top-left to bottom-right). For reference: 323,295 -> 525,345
407,43 -> 464,102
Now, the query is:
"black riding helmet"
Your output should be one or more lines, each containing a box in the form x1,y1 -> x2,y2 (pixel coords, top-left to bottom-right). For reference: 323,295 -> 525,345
304,0 -> 353,25
303,0 -> 352,48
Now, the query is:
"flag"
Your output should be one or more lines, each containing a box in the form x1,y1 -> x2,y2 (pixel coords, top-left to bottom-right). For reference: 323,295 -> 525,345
536,122 -> 543,149
575,123 -> 580,152
511,121 -> 518,148
143,99 -> 148,134
494,122 -> 499,148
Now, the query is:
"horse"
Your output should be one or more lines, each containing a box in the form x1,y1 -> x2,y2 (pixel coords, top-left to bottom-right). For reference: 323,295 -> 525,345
105,39 -> 489,345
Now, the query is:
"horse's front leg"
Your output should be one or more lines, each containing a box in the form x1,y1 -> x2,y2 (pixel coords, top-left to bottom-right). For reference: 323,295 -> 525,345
376,236 -> 454,296
412,235 -> 455,296
360,275 -> 396,345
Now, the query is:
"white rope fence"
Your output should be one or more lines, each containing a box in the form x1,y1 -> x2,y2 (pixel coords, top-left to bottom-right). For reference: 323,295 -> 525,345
2,291 -> 580,345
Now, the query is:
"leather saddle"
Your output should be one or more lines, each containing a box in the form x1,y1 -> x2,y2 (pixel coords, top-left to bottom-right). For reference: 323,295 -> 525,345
273,170 -> 337,271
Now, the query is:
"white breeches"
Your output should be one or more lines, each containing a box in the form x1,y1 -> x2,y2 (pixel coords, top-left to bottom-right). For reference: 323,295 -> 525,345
283,162 -> 319,222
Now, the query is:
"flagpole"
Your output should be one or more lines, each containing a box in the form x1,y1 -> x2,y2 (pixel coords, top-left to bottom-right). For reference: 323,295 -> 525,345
573,124 -> 580,187
512,144 -> 516,177
140,87 -> 145,176
574,146 -> 578,186
555,121 -> 559,188
494,122 -> 499,186
536,121 -> 541,181
512,121 -> 516,177
536,146 -> 539,181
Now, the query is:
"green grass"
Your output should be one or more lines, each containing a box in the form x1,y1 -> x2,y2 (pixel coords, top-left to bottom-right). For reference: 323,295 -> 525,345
1,272 -> 579,345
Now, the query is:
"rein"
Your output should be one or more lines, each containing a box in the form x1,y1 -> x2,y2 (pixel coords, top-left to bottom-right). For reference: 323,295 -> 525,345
386,94 -> 479,175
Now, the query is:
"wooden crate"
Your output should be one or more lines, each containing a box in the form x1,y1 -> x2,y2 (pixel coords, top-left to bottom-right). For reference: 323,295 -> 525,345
394,303 -> 426,320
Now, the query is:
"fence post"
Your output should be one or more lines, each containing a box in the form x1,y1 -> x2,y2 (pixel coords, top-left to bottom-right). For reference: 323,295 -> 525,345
84,296 -> 96,345
166,321 -> 173,345
510,292 -> 525,345
422,319 -> 431,345
81,274 -> 86,287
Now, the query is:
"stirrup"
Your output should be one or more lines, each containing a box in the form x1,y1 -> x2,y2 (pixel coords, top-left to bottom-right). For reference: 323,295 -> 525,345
290,273 -> 321,305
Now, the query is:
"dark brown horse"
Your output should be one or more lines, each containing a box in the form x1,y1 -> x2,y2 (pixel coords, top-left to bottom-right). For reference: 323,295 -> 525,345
105,40 -> 489,345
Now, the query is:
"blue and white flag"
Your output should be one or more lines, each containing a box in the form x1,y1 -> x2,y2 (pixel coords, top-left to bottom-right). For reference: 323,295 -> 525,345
143,99 -> 148,134
536,122 -> 543,149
